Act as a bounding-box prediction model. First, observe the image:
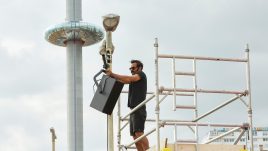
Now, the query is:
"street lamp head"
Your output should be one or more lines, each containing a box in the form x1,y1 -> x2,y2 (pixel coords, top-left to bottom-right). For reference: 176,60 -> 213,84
50,127 -> 55,133
50,127 -> 57,139
103,14 -> 120,32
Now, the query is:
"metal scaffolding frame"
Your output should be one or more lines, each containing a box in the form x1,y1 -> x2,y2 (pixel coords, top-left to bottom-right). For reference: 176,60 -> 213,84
116,38 -> 254,151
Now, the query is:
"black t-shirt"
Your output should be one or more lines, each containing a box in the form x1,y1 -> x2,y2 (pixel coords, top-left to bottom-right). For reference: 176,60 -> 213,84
128,71 -> 147,108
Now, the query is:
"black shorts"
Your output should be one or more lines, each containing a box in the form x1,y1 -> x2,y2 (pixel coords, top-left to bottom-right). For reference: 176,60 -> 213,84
129,106 -> 147,136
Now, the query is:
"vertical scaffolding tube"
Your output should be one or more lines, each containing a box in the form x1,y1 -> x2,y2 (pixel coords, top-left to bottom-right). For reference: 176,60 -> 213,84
193,58 -> 199,150
172,57 -> 176,111
174,124 -> 178,151
245,44 -> 254,151
117,97 -> 121,151
154,38 -> 160,151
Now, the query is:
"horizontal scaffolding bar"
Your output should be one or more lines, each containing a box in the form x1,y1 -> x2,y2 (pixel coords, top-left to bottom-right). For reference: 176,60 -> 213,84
164,122 -> 246,128
158,54 -> 248,62
121,118 -> 193,123
121,118 -> 249,129
122,90 -> 194,96
162,87 -> 247,95
175,71 -> 195,76
176,139 -> 197,143
176,105 -> 196,109
151,119 -> 192,123
133,118 -> 248,128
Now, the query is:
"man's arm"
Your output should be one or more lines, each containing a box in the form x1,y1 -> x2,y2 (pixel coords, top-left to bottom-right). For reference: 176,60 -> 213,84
106,69 -> 140,84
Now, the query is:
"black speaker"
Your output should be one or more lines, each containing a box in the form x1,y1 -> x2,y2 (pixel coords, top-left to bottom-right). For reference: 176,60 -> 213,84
90,75 -> 124,115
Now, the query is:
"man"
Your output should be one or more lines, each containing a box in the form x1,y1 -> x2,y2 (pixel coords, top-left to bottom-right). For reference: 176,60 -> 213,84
105,60 -> 149,151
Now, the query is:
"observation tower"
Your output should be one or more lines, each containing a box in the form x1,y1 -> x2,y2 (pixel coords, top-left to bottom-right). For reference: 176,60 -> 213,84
44,0 -> 104,151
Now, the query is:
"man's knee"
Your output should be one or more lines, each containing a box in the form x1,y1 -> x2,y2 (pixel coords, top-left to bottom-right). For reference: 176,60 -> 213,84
134,131 -> 144,137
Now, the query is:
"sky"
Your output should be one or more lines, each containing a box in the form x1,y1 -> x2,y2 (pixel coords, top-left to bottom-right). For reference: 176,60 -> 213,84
0,0 -> 268,151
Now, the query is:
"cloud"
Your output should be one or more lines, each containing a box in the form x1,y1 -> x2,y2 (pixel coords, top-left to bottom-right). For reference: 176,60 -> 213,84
0,39 -> 34,57
1,0 -> 268,151
0,126 -> 39,151
0,91 -> 66,151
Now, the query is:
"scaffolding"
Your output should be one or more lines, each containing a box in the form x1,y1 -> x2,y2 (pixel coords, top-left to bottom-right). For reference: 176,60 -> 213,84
117,38 -> 254,151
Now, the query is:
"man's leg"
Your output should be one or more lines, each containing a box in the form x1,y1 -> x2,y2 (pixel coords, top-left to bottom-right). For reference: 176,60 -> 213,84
130,114 -> 144,151
131,107 -> 149,151
134,132 -> 149,151
133,134 -> 144,151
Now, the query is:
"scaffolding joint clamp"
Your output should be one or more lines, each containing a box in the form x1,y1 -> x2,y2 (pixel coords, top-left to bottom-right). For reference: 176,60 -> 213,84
155,106 -> 160,112
244,90 -> 249,96
248,109 -> 253,114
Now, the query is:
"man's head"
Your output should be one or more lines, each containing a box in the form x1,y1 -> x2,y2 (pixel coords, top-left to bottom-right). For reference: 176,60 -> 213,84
129,60 -> 143,75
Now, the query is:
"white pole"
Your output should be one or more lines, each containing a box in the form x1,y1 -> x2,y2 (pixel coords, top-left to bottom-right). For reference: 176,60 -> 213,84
204,127 -> 241,144
154,38 -> 160,151
245,44 -> 254,151
102,14 -> 120,151
106,31 -> 114,151
172,57 -> 176,111
158,54 -> 247,62
193,58 -> 199,150
162,88 -> 246,95
192,94 -> 244,122
174,124 -> 177,151
117,97 -> 121,151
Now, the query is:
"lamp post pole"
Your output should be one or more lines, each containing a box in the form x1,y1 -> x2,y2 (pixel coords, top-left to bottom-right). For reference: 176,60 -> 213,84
50,127 -> 57,151
102,14 -> 120,151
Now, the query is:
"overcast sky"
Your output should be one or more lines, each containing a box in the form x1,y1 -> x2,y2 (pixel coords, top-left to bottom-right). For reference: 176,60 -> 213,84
1,0 -> 268,151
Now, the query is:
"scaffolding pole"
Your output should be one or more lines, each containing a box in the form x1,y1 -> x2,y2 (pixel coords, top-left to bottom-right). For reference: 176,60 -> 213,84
245,44 -> 254,151
172,57 -> 176,111
193,94 -> 244,122
204,127 -> 241,144
193,58 -> 199,151
117,97 -> 121,151
154,38 -> 160,151
158,54 -> 247,62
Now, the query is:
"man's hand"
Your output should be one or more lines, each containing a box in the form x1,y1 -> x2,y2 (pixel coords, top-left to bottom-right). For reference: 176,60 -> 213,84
105,68 -> 113,77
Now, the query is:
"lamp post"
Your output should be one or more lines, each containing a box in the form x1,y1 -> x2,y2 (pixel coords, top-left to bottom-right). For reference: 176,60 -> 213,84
50,127 -> 57,151
102,14 -> 120,151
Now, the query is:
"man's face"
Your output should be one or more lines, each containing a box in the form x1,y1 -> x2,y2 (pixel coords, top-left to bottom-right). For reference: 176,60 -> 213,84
129,63 -> 139,75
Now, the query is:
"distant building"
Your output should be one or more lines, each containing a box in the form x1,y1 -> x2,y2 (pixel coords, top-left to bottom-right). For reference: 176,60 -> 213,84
207,127 -> 268,151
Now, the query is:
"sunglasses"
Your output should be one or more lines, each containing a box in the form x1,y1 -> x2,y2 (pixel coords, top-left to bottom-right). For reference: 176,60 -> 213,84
129,67 -> 137,70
